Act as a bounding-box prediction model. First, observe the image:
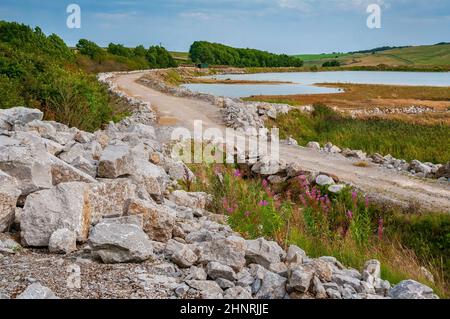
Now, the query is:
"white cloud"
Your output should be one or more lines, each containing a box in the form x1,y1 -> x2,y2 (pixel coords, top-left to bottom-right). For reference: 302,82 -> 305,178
276,0 -> 390,13
179,11 -> 214,20
278,0 -> 315,13
94,11 -> 137,20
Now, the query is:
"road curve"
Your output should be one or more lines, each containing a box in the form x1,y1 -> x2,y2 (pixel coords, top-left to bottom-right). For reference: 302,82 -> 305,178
112,71 -> 450,213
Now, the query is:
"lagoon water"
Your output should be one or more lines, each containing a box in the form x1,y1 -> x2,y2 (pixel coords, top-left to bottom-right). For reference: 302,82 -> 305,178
182,71 -> 450,98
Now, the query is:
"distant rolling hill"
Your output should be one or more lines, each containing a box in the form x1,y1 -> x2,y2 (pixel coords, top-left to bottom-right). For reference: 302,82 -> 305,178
294,43 -> 450,67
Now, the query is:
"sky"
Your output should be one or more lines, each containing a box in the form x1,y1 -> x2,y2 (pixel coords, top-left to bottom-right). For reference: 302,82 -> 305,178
0,0 -> 449,54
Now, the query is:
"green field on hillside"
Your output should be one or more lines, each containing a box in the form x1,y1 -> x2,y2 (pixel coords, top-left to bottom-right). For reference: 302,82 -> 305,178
294,53 -> 349,61
295,44 -> 450,67
170,51 -> 190,61
380,44 -> 450,65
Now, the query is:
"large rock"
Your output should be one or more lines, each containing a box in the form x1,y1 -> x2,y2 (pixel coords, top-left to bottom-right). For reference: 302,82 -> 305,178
48,156 -> 97,185
132,161 -> 168,198
21,182 -> 92,246
163,158 -> 195,181
22,120 -> 57,139
255,270 -> 287,299
251,157 -> 286,176
436,162 -> 450,179
185,280 -> 224,299
197,236 -> 247,272
71,156 -> 98,178
285,245 -> 306,265
245,238 -> 286,269
0,144 -> 52,195
88,178 -> 136,224
286,162 -> 304,178
304,259 -> 333,282
98,143 -> 168,198
169,190 -> 212,210
58,142 -> 85,164
409,160 -> 432,175
0,171 -> 20,232
389,280 -> 439,299
48,228 -> 77,254
97,144 -> 133,178
315,174 -> 335,186
165,239 -> 198,268
125,198 -> 175,242
224,286 -> 252,299
342,149 -> 366,160
287,265 -> 315,293
16,283 -> 58,299
331,273 -> 361,292
88,221 -> 153,263
206,262 -> 236,281
306,141 -> 321,150
0,107 -> 43,130
363,259 -> 381,280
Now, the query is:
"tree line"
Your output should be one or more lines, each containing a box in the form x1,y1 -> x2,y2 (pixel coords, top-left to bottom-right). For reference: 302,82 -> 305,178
189,41 -> 303,67
76,39 -> 177,69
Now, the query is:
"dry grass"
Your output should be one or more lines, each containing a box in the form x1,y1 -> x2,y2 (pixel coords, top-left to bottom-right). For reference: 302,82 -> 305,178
353,161 -> 372,168
246,83 -> 450,125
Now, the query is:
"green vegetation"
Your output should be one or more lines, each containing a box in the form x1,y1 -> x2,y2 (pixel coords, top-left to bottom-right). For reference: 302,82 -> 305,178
294,53 -> 349,61
189,41 -> 304,67
349,45 -> 411,55
0,21 -> 125,131
0,21 -> 177,131
185,164 -> 449,297
170,51 -> 192,64
266,104 -> 450,163
75,39 -> 177,73
388,213 -> 450,281
322,60 -> 341,67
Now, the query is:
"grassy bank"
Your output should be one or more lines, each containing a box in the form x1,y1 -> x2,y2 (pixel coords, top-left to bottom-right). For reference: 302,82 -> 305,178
265,105 -> 450,163
246,83 -> 450,111
184,164 -> 449,297
246,83 -> 450,126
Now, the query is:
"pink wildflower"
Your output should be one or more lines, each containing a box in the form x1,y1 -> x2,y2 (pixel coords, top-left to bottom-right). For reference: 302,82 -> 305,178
262,179 -> 269,188
352,191 -> 358,205
258,200 -> 269,207
347,210 -> 353,219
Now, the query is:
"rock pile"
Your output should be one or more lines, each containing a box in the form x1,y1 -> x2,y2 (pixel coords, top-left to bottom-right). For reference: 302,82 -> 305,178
305,141 -> 449,182
350,106 -> 435,118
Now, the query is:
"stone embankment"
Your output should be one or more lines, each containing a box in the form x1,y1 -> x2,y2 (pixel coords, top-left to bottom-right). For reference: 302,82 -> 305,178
0,71 -> 439,299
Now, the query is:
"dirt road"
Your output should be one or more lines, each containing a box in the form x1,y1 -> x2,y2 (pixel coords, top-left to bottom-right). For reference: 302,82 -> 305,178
113,72 -> 450,212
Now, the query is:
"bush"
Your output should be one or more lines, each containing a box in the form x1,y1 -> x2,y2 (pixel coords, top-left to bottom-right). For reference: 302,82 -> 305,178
76,39 -> 104,60
0,75 -> 24,109
322,60 -> 341,67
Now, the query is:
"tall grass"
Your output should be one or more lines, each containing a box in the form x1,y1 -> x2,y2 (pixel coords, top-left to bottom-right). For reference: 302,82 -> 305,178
267,104 -> 450,163
185,164 -> 449,297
